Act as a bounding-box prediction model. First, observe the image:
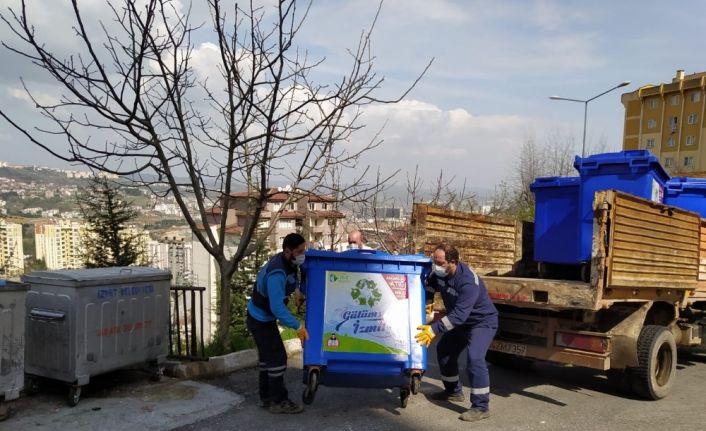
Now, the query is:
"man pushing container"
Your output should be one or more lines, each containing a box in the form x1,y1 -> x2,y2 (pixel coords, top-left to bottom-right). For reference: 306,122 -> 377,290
415,244 -> 499,422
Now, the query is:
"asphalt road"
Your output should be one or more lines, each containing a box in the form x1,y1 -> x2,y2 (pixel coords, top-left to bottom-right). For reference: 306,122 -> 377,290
173,345 -> 706,431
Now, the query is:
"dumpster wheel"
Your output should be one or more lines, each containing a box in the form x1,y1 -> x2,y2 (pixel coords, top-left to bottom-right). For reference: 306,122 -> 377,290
410,374 -> 421,395
302,369 -> 319,405
0,401 -> 10,421
68,385 -> 82,407
400,388 -> 410,408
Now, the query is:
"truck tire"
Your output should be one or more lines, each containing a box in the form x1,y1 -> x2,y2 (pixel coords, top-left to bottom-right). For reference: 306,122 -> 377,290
630,325 -> 676,400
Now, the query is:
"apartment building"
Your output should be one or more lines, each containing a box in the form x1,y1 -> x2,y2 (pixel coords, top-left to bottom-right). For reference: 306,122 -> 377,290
622,69 -> 706,173
36,222 -> 150,270
208,187 -> 346,251
35,221 -> 85,270
148,234 -> 193,285
0,220 -> 24,277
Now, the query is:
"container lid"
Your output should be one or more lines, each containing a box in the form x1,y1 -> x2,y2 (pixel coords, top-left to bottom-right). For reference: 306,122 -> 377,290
666,177 -> 706,191
573,150 -> 669,182
0,280 -> 30,292
530,176 -> 580,191
21,267 -> 172,287
304,249 -> 431,265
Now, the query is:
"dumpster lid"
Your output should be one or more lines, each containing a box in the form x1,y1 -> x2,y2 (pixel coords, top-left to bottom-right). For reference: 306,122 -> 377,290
0,280 -> 29,291
530,176 -> 580,190
666,176 -> 706,189
21,267 -> 172,287
573,150 -> 669,182
304,249 -> 432,264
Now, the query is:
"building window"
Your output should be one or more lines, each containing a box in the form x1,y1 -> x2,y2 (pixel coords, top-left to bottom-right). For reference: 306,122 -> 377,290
321,203 -> 329,210
308,203 -> 316,211
686,135 -> 696,146
286,203 -> 295,211
664,157 -> 675,167
684,156 -> 695,167
647,119 -> 656,129
666,137 -> 675,147
668,116 -> 678,133
691,92 -> 701,103
671,94 -> 680,105
278,219 -> 294,229
688,113 -> 698,124
645,138 -> 655,149
649,98 -> 658,109
271,202 -> 282,211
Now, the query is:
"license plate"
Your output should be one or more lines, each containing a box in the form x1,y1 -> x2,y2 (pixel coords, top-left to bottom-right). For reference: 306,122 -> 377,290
490,340 -> 527,356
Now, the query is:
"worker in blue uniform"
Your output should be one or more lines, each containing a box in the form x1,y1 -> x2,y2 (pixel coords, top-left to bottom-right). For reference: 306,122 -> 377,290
415,244 -> 499,422
247,233 -> 309,414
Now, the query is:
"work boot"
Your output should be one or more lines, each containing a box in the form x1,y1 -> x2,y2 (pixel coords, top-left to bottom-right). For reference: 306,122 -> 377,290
268,398 -> 304,414
429,390 -> 465,402
459,407 -> 490,422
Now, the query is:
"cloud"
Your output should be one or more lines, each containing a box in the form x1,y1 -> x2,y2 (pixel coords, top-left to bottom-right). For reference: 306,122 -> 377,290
7,87 -> 59,107
350,100 -> 542,190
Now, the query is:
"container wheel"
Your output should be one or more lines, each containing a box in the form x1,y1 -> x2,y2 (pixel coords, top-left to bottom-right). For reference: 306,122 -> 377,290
68,386 -> 82,407
24,375 -> 41,395
580,263 -> 591,283
410,374 -> 421,395
0,401 -> 10,422
302,370 -> 318,405
151,366 -> 165,382
630,325 -> 676,400
400,388 -> 410,408
537,262 -> 547,279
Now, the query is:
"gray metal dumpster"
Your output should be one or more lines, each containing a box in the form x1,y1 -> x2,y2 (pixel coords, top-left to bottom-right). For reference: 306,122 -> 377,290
0,280 -> 28,421
21,267 -> 171,406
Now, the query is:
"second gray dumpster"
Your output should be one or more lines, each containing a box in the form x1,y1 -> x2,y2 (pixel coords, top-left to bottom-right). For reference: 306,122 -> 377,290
0,280 -> 29,420
21,267 -> 171,406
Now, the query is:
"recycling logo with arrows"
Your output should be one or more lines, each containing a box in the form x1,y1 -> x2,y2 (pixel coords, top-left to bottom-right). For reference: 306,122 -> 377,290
350,278 -> 382,307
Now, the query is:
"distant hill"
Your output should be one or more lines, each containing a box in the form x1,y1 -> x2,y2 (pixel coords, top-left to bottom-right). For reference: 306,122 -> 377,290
0,166 -> 91,186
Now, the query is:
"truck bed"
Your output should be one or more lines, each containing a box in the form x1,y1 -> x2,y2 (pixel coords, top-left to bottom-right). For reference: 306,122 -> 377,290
413,190 -> 701,311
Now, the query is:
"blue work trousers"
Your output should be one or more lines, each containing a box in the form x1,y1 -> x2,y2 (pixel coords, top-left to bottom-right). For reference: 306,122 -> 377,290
436,325 -> 497,411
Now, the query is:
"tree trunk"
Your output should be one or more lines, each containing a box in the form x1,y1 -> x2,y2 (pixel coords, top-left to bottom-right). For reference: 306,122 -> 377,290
218,264 -> 233,353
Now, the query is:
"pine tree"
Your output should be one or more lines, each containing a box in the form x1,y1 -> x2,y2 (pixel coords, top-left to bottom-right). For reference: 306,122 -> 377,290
77,176 -> 147,268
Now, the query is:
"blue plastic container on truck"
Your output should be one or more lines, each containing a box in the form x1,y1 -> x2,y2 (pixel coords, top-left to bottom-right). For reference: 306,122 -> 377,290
530,176 -> 581,264
574,150 -> 669,263
300,249 -> 431,408
664,177 -> 706,218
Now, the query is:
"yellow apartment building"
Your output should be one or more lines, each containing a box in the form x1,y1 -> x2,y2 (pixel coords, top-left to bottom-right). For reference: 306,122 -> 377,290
0,220 -> 24,277
622,69 -> 706,174
35,221 -> 86,269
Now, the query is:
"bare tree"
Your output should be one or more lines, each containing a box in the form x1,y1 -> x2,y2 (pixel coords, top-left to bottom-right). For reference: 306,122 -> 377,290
347,166 -> 478,254
0,0 -> 430,350
490,130 -> 582,220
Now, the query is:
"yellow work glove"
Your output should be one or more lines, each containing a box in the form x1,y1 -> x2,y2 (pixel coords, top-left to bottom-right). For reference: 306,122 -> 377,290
297,323 -> 310,344
415,325 -> 435,348
425,304 -> 434,324
294,288 -> 306,309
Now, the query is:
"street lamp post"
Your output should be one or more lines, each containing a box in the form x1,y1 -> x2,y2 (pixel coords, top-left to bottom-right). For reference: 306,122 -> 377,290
550,80 -> 631,157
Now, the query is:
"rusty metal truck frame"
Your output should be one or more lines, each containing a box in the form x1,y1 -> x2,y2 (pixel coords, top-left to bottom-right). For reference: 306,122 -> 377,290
411,190 -> 706,400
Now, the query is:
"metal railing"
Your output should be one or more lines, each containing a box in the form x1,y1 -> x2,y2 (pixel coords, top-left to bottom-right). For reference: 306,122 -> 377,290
169,285 -> 207,360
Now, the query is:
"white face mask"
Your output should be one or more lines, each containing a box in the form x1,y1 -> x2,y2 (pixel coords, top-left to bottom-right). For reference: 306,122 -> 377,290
292,254 -> 305,266
433,264 -> 448,278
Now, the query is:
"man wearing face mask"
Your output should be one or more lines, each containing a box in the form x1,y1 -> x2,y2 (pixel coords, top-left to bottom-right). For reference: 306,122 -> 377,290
247,233 -> 309,414
414,244 -> 498,422
346,230 -> 369,250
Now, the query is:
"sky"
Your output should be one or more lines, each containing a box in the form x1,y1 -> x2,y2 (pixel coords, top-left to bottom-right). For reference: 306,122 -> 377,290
0,0 -> 705,196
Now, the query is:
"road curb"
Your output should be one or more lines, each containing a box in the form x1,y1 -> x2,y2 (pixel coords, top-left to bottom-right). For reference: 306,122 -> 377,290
165,338 -> 303,379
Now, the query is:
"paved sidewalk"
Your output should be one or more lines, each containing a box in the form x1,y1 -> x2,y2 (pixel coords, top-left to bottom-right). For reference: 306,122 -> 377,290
0,370 -> 242,431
